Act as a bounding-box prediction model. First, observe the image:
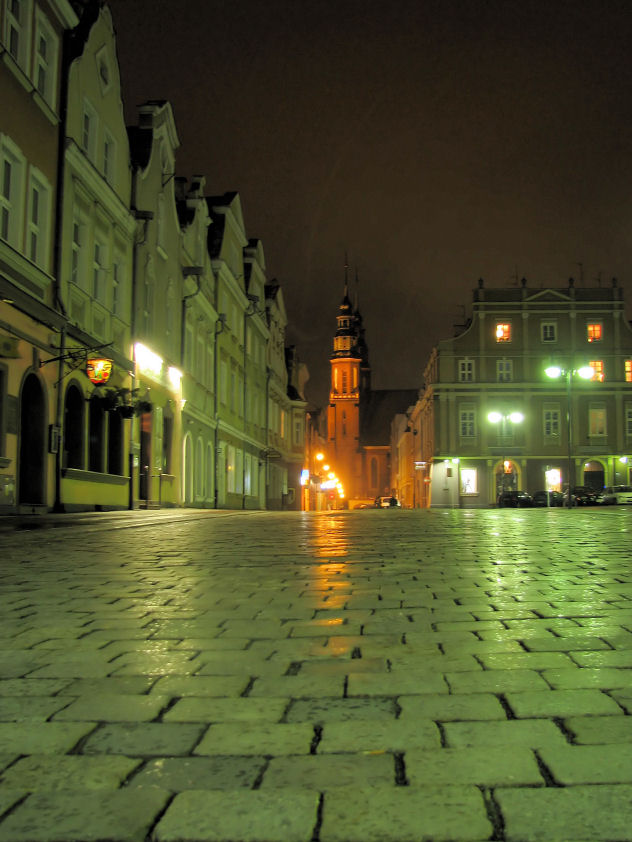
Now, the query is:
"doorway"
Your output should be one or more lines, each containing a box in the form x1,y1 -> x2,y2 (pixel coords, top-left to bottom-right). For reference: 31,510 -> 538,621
18,373 -> 46,505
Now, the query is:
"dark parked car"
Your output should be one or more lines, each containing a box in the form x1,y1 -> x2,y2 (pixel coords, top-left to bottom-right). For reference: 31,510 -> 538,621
497,490 -> 533,508
563,486 -> 599,506
532,490 -> 565,507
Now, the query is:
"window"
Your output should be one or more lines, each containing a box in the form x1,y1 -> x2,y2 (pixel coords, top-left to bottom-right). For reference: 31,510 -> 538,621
458,359 -> 474,382
497,359 -> 513,382
88,396 -> 105,472
460,469 -> 477,494
235,449 -> 243,494
70,217 -> 85,287
195,438 -> 204,498
588,406 -> 606,437
26,170 -> 49,267
589,360 -> 604,382
81,101 -> 98,162
541,321 -> 557,343
33,10 -> 58,108
63,384 -> 84,469
587,323 -> 602,343
220,360 -> 227,405
103,132 -> 115,184
543,407 -> 560,438
92,239 -> 106,301
5,0 -> 30,71
626,406 -> 632,438
495,322 -> 511,342
459,409 -> 475,438
342,370 -> 348,394
226,445 -> 235,493
111,257 -> 123,316
293,417 -> 303,446
107,411 -> 123,475
626,361 -> 632,383
0,136 -> 25,248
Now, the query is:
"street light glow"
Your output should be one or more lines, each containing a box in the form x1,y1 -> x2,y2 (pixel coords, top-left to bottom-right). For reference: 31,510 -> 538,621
508,412 -> 524,424
545,365 -> 562,379
577,365 -> 595,380
487,411 -> 502,423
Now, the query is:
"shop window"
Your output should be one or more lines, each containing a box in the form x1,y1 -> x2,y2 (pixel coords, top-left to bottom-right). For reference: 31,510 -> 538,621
63,384 -> 84,469
460,469 -> 477,494
107,411 -> 123,475
495,323 -> 511,342
587,323 -> 602,342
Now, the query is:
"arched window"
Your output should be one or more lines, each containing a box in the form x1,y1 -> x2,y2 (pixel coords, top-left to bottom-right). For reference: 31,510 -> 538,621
64,384 -> 84,469
195,437 -> 204,498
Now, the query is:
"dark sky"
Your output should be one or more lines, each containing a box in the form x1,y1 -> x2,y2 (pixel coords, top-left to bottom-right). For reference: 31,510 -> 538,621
107,0 -> 632,407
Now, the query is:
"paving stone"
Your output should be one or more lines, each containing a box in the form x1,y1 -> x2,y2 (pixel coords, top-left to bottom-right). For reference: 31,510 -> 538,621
164,697 -> 288,723
479,652 -> 576,670
407,745 -> 543,786
152,789 -> 320,842
444,719 -> 567,748
0,754 -> 140,791
505,688 -> 623,718
172,637 -> 252,650
539,743 -> 632,784
347,671 -> 448,696
0,722 -> 95,754
0,696 -> 72,721
0,787 -> 169,842
496,784 -> 632,841
398,692 -> 507,721
248,674 -> 345,697
195,722 -> 314,755
285,697 -> 398,723
129,755 -> 265,790
195,653 -> 291,676
0,679 -> 70,696
521,635 -> 612,651
317,718 -> 440,752
572,649 -> 632,667
565,714 -> 632,744
109,652 -> 200,676
81,722 -> 204,755
319,785 -> 493,842
261,752 -> 394,789
52,693 -> 169,722
541,667 -> 632,690
297,658 -> 388,675
150,675 -> 249,697
446,669 -> 550,693
60,676 -> 156,695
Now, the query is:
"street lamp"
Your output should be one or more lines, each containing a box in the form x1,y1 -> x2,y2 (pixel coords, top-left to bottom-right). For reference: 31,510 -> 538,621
544,364 -> 594,508
487,411 -> 524,498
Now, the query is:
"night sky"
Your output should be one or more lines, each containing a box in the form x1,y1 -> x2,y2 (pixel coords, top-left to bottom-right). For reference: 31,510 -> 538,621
107,0 -> 632,407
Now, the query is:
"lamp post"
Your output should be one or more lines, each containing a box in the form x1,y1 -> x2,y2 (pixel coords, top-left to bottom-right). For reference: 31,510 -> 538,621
487,411 -> 524,500
544,365 -> 594,508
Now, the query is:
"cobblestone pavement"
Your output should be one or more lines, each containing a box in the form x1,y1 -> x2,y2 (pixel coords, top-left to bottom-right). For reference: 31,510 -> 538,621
0,507 -> 631,842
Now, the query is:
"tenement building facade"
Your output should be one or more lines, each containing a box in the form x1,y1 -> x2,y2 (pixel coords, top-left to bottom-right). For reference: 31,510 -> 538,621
413,278 -> 632,508
0,0 -> 307,513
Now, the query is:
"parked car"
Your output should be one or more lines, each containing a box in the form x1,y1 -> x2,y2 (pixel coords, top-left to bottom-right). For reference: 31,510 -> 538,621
375,496 -> 401,508
532,490 -> 565,507
597,485 -> 632,505
497,490 -> 533,508
563,486 -> 599,506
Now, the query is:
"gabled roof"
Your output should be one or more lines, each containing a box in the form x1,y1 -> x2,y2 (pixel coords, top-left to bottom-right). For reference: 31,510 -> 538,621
360,389 -> 418,446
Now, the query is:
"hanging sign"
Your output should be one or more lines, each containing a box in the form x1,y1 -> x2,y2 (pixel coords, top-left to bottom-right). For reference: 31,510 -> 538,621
86,358 -> 113,385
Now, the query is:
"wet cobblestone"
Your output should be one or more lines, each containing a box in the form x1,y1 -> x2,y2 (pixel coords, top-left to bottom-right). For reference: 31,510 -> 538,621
0,506 -> 630,840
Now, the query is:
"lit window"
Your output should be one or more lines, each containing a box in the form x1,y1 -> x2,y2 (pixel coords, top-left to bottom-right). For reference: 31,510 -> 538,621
589,360 -> 604,382
460,469 -> 477,494
587,323 -> 602,342
541,321 -> 557,343
625,361 -> 632,383
458,359 -> 474,382
497,359 -> 513,382
543,407 -> 560,438
589,406 -> 606,437
496,323 -> 511,342
342,370 -> 348,394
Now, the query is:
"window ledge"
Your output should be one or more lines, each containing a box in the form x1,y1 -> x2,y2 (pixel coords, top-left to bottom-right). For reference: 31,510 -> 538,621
62,468 -> 128,485
0,457 -> 12,469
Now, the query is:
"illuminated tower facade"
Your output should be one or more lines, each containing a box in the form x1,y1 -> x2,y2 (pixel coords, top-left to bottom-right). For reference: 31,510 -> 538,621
327,281 -> 366,499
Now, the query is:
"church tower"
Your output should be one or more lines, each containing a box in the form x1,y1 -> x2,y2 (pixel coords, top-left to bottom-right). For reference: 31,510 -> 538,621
327,273 -> 368,499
